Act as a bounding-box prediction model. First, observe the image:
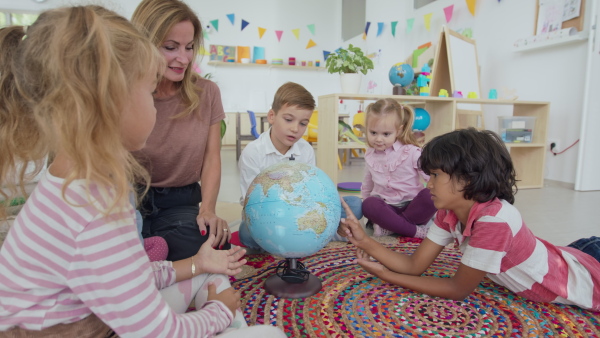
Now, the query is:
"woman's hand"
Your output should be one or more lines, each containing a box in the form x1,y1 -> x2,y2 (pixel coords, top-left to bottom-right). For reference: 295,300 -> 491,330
207,284 -> 241,316
197,211 -> 230,249
195,234 -> 246,276
339,198 -> 370,248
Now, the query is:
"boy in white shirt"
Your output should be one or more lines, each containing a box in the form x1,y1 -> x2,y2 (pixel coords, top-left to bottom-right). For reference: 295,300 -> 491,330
238,82 -> 363,250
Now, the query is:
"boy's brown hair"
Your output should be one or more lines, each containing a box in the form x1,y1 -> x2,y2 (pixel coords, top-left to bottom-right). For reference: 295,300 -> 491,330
271,82 -> 315,113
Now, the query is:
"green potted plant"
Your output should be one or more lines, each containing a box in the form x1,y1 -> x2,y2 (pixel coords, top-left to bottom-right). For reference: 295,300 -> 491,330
325,44 -> 374,93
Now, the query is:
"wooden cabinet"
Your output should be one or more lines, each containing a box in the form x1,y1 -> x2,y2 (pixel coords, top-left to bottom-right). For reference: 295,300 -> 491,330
317,94 -> 549,189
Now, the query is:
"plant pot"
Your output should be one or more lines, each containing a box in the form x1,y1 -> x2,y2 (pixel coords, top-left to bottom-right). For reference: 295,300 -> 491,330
340,73 -> 361,94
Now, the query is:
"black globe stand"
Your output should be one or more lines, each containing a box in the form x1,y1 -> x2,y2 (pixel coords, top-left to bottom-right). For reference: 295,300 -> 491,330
264,258 -> 322,299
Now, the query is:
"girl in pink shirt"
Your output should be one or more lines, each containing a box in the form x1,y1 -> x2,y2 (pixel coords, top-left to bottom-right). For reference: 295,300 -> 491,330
361,99 -> 436,238
0,6 -> 284,337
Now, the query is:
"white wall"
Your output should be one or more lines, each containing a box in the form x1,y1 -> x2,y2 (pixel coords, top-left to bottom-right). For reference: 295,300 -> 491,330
1,0 -> 591,185
0,0 -> 344,110
364,0 -> 590,185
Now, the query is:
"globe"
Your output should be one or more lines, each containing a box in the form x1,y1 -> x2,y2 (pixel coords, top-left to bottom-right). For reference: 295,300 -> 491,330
243,161 -> 341,258
413,107 -> 431,132
389,62 -> 415,88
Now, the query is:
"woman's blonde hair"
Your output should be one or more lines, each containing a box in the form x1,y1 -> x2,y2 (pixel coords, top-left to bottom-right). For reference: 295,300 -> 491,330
132,0 -> 202,119
365,98 -> 420,148
0,5 -> 164,217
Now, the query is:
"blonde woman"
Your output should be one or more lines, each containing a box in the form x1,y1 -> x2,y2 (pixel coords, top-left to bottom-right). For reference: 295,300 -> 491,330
0,6 -> 283,337
131,0 -> 231,262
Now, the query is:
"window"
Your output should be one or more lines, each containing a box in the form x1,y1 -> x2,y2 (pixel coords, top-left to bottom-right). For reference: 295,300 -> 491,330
0,12 -> 39,28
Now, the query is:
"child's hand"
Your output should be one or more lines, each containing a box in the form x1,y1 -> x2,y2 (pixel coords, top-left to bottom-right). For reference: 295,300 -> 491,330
207,284 -> 241,316
340,198 -> 369,248
355,248 -> 389,279
195,234 -> 247,276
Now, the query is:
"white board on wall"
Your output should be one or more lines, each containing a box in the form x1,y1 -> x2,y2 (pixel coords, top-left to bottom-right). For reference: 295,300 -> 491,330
446,27 -> 482,112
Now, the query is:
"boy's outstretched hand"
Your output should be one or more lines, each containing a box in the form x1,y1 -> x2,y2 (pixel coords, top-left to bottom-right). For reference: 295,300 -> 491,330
355,248 -> 389,280
195,234 -> 247,276
339,198 -> 370,249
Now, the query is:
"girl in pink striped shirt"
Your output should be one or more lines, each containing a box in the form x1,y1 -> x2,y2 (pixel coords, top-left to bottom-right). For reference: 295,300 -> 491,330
0,5 -> 284,337
341,128 -> 600,310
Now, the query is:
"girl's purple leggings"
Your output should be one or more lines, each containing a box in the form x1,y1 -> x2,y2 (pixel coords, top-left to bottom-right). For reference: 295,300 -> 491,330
362,188 -> 437,237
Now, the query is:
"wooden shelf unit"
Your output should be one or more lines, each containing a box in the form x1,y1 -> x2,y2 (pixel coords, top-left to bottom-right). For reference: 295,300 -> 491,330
317,94 -> 549,189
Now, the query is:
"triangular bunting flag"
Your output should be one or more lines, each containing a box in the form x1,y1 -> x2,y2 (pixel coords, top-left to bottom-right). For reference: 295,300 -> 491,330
466,0 -> 477,16
275,30 -> 283,42
443,5 -> 454,23
202,30 -> 209,40
391,21 -> 398,37
377,22 -> 384,37
210,19 -> 219,32
258,27 -> 266,39
424,13 -> 432,31
323,50 -> 331,60
406,18 -> 414,33
306,39 -> 316,49
307,24 -> 316,35
292,28 -> 300,40
363,22 -> 371,40
241,19 -> 249,31
226,13 -> 234,25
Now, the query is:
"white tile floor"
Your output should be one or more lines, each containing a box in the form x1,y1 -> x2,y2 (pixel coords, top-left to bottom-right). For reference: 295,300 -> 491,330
218,147 -> 599,246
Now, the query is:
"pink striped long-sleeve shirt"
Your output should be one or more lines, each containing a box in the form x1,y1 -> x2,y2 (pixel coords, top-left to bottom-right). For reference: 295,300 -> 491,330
0,171 -> 233,336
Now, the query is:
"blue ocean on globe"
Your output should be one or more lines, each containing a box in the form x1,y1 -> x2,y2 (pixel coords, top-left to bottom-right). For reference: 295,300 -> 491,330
243,161 -> 341,258
389,62 -> 415,88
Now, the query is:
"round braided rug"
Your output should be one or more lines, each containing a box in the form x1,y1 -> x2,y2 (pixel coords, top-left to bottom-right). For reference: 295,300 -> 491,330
232,238 -> 600,337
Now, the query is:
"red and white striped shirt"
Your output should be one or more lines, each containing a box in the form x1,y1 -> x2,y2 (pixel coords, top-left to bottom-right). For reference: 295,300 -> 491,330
427,198 -> 600,310
0,171 -> 232,336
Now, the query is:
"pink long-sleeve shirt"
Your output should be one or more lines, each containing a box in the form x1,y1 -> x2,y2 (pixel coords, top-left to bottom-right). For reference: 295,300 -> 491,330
361,141 -> 429,204
0,171 -> 232,337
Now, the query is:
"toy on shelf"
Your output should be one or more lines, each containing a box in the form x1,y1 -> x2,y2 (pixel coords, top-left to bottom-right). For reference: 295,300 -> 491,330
467,91 -> 478,99
438,89 -> 449,97
453,91 -> 463,98
416,64 -> 433,96
412,108 -> 431,132
416,74 -> 431,96
488,89 -> 498,99
389,62 -> 415,95
338,120 -> 364,144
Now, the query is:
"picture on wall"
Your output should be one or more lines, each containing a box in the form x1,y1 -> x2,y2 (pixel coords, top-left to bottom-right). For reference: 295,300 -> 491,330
536,0 -> 565,34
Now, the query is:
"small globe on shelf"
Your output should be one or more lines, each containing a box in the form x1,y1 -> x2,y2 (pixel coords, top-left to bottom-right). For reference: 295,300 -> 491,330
412,107 -> 431,132
243,160 -> 341,298
389,62 -> 415,95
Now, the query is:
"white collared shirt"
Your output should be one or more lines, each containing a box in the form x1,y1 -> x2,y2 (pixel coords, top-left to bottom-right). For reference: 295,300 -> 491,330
238,128 -> 315,204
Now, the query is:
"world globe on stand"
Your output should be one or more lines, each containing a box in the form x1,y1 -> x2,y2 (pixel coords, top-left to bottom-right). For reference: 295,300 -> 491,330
389,62 -> 415,88
243,161 -> 341,258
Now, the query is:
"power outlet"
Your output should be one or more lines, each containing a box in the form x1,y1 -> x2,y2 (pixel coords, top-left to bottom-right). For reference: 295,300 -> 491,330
549,139 -> 560,152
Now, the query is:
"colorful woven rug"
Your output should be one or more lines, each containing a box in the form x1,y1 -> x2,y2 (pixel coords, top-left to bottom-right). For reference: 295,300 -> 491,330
232,238 -> 600,337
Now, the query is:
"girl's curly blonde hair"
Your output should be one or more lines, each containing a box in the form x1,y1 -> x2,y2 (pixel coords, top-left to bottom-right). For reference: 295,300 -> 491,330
0,5 -> 164,217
